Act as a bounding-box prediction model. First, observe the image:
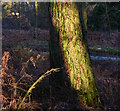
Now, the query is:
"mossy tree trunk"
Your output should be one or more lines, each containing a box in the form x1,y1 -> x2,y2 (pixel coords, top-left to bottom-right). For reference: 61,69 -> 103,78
49,2 -> 100,107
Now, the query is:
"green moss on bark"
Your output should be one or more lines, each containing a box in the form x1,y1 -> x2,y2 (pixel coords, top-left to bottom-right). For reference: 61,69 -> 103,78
49,2 -> 100,107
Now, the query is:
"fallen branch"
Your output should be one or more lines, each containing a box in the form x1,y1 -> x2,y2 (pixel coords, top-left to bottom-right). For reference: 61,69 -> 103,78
18,67 -> 63,110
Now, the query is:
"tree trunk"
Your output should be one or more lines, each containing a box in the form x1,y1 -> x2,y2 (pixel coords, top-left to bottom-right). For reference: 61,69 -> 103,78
34,1 -> 38,39
49,2 -> 100,107
78,3 -> 88,43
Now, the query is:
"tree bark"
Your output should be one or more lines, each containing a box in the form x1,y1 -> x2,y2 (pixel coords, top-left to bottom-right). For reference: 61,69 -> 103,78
49,2 -> 100,107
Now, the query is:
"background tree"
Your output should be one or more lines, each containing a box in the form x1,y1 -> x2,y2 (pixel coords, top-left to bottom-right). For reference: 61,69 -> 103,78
2,2 -> 49,30
49,2 -> 101,107
77,3 -> 88,45
2,2 -> 12,18
87,2 -> 119,31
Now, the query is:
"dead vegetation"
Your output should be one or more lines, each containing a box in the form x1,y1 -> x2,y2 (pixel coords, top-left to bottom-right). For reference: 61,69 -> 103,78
1,29 -> 120,110
2,48 -> 49,110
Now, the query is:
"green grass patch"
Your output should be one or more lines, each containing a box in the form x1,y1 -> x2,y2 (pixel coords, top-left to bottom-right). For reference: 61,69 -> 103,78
89,46 -> 120,53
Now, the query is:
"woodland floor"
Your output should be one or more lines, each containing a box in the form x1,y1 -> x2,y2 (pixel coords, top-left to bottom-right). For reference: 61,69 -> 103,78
1,29 -> 120,111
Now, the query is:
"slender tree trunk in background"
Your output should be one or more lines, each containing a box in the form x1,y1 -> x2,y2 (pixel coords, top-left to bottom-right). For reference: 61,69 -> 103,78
34,0 -> 38,39
78,3 -> 88,43
105,2 -> 111,37
49,2 -> 100,107
19,2 -> 21,32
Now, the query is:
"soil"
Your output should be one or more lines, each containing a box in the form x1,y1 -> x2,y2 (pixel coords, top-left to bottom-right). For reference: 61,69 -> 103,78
88,30 -> 119,49
1,29 -> 120,110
